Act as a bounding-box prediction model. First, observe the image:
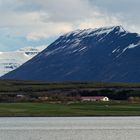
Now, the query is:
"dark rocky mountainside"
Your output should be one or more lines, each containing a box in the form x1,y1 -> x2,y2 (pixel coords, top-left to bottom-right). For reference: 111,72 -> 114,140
2,26 -> 140,82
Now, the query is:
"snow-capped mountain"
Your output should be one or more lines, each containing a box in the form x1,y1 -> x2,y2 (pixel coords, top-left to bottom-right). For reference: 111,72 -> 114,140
2,26 -> 140,82
0,46 -> 46,76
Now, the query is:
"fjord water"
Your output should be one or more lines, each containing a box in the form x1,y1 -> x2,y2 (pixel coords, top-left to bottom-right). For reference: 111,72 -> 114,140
0,117 -> 140,140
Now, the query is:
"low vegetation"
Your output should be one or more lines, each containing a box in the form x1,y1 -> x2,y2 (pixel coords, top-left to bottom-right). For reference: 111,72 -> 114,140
0,101 -> 139,116
0,80 -> 140,116
0,80 -> 140,102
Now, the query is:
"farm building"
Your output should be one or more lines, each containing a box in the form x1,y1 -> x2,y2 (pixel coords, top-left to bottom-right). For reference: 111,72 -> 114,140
81,96 -> 109,102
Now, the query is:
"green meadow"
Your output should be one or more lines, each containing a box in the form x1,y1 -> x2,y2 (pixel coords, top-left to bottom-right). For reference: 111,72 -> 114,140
0,101 -> 140,117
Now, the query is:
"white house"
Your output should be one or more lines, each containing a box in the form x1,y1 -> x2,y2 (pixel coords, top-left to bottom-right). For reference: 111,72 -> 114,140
81,96 -> 109,102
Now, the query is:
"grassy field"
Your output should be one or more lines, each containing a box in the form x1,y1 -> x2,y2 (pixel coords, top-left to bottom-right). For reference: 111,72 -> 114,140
0,101 -> 140,117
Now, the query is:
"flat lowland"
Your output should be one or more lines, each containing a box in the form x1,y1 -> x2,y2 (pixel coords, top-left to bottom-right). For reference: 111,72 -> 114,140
0,80 -> 140,116
0,101 -> 140,117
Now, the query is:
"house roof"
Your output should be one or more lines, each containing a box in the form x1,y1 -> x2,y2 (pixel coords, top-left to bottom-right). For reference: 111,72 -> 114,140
81,96 -> 108,100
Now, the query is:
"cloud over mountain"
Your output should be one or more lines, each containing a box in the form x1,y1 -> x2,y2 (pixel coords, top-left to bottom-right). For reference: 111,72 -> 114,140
0,0 -> 139,51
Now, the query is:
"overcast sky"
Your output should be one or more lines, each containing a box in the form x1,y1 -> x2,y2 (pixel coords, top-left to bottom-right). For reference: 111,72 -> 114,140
0,0 -> 139,51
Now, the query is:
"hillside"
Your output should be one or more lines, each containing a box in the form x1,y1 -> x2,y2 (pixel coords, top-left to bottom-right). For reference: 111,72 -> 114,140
2,26 -> 140,82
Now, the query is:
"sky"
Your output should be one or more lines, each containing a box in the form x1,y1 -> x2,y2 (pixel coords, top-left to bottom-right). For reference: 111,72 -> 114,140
0,0 -> 139,51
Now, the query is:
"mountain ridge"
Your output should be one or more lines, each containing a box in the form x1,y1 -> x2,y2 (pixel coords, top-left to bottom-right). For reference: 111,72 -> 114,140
2,26 -> 140,82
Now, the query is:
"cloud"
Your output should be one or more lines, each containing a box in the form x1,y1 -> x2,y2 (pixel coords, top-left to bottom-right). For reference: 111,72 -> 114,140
37,0 -> 94,22
26,22 -> 73,41
0,0 -> 140,51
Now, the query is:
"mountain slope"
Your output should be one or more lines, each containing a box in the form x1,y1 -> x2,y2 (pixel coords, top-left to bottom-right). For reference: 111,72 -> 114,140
0,46 -> 46,76
2,26 -> 140,82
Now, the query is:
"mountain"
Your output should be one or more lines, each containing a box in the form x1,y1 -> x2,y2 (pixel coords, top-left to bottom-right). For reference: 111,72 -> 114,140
2,26 -> 140,82
0,46 -> 46,76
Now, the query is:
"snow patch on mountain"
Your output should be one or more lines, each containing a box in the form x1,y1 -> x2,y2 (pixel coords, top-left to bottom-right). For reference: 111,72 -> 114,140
123,42 -> 140,52
0,46 -> 46,76
63,26 -> 125,38
47,26 -> 139,59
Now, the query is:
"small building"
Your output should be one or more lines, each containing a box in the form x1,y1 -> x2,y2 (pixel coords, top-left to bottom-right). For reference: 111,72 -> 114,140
81,96 -> 109,102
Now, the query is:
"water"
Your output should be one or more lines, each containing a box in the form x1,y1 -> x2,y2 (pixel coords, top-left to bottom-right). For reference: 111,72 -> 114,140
0,117 -> 140,140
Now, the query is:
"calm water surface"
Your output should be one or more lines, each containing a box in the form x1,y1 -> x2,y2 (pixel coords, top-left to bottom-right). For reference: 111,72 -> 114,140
0,117 -> 140,140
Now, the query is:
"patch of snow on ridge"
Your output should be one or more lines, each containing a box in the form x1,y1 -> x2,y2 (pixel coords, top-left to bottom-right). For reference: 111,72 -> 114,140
94,27 -> 114,36
112,48 -> 120,53
112,49 -> 117,53
64,29 -> 81,38
79,47 -> 87,52
70,39 -> 81,48
123,42 -> 140,53
118,26 -> 125,32
115,42 -> 140,58
63,26 -> 126,40
128,43 -> 140,49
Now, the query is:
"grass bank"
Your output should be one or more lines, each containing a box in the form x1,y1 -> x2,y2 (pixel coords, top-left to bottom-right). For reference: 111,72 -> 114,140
0,101 -> 140,117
